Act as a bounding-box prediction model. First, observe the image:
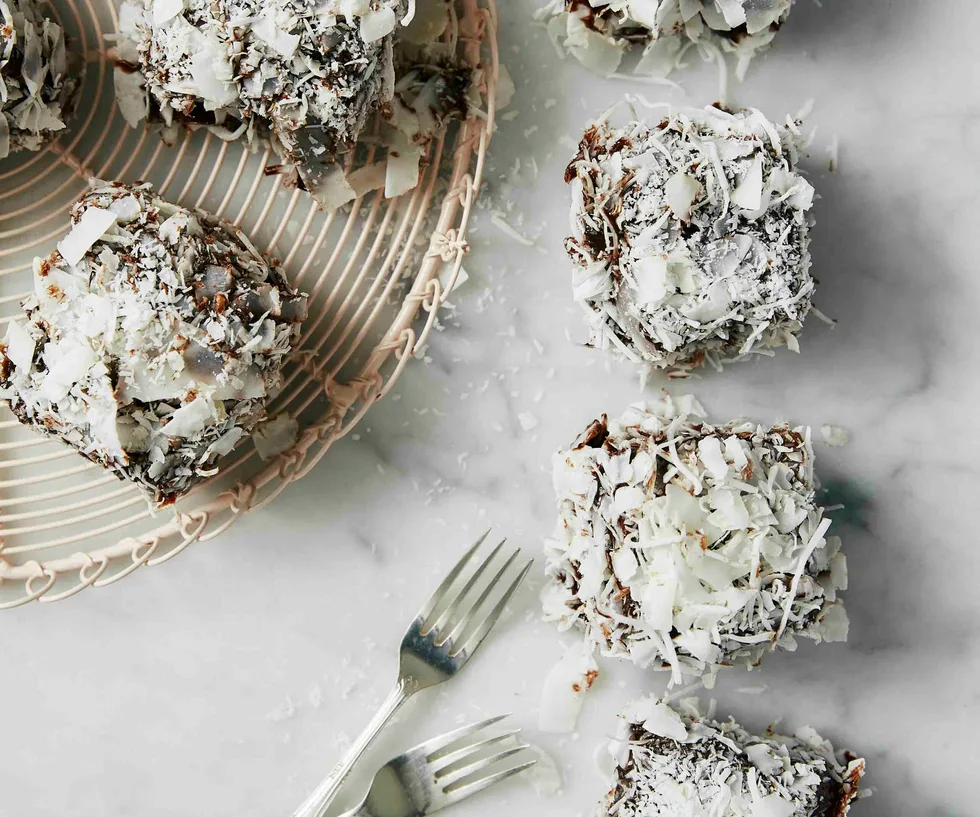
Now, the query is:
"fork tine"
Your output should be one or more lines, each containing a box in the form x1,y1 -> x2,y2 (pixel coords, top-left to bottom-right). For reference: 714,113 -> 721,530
440,760 -> 537,802
415,530 -> 490,623
428,729 -> 521,768
425,539 -> 505,638
443,548 -> 520,647
436,746 -> 532,786
451,559 -> 533,658
412,714 -> 509,760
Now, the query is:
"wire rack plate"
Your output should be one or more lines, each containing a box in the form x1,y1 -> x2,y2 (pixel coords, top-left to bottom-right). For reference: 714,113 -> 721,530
0,0 -> 498,608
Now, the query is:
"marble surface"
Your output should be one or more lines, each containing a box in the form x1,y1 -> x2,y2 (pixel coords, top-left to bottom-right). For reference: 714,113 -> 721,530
2,2 -> 977,815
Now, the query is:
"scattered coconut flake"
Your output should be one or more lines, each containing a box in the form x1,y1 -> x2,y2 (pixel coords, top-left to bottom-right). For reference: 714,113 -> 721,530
527,747 -> 563,796
549,3 -> 627,77
491,212 -> 535,246
539,641 -> 599,733
401,0 -> 445,43
347,163 -> 387,198
731,156 -> 764,210
828,134 -> 839,173
253,13 -> 301,58
820,424 -> 849,448
315,165 -> 358,211
438,262 -> 469,295
385,134 -> 423,198
518,411 -> 539,432
265,695 -> 296,722
253,413 -> 300,461
495,62 -> 516,110
381,55 -> 473,203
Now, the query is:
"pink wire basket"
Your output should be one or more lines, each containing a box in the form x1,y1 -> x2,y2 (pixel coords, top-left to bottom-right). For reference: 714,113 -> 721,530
0,0 -> 498,608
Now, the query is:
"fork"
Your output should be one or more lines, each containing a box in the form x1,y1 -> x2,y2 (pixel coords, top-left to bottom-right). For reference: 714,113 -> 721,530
292,531 -> 532,817
337,716 -> 535,817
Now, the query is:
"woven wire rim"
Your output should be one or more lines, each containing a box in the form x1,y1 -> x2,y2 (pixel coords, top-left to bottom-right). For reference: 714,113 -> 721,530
0,0 -> 498,608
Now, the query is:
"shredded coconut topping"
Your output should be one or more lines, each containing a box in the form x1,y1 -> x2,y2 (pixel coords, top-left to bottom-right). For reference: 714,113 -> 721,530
113,0 -> 404,205
0,0 -> 79,158
543,395 -> 849,686
565,105 -> 815,373
536,0 -> 794,80
0,180 -> 308,506
602,695 -> 865,816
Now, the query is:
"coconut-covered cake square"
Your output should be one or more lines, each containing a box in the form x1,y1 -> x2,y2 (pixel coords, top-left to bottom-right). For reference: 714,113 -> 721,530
544,395 -> 848,685
601,695 -> 865,816
0,180 -> 307,506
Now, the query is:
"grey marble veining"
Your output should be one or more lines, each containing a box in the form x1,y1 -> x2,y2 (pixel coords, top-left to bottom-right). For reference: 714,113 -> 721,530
1,2 -> 976,816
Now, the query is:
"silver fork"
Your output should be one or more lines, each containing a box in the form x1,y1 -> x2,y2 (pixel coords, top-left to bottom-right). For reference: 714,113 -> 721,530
292,531 -> 532,817
338,716 -> 535,817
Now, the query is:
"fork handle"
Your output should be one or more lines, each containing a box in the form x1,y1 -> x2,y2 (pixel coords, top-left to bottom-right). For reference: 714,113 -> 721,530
290,681 -> 411,817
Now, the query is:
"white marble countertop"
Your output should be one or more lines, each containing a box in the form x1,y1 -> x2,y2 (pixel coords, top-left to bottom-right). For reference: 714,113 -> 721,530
3,2 -> 977,815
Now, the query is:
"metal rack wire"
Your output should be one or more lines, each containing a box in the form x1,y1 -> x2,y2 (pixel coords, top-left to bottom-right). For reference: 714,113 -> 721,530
0,0 -> 498,607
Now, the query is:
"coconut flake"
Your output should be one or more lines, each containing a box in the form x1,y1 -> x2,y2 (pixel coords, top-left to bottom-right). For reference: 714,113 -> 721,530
437,261 -> 469,295
630,255 -> 669,306
817,602 -> 849,642
310,163 -> 357,211
752,794 -> 797,817
640,700 -> 687,741
189,51 -> 239,107
820,424 -> 849,447
745,0 -> 789,34
161,396 -> 214,438
58,208 -> 118,266
347,162 -> 386,197
152,0 -> 184,25
490,212 -> 535,246
38,342 -> 98,402
253,412 -> 299,460
665,171 -> 701,222
568,26 -> 623,77
4,320 -> 36,371
698,436 -> 728,480
518,411 -> 539,432
731,155 -> 764,210
360,6 -> 396,42
526,747 -> 563,796
253,12 -> 301,58
539,641 -> 599,733
385,135 -> 423,198
114,67 -> 148,127
495,63 -> 516,110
